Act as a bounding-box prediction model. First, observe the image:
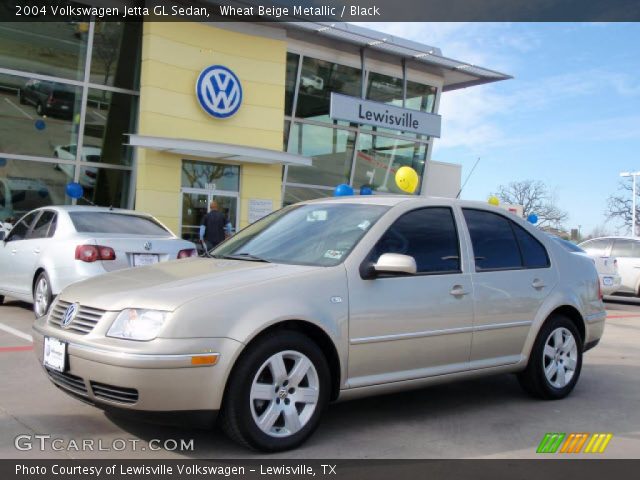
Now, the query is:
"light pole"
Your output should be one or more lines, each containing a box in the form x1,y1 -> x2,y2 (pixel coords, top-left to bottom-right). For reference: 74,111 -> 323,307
620,171 -> 640,237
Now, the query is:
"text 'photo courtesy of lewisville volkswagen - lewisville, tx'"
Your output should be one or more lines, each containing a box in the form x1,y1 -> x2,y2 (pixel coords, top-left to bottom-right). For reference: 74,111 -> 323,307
0,0 -> 639,479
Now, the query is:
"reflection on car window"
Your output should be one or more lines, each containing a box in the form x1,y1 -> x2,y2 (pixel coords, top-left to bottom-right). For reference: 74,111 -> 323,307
463,209 -> 522,270
579,238 -> 611,256
214,203 -> 389,266
6,212 -> 37,241
29,211 -> 56,239
371,207 -> 461,274
610,239 -> 640,258
70,212 -> 170,235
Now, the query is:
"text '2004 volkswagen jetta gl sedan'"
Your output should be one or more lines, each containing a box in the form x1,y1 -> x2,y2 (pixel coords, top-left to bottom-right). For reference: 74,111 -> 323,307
33,197 -> 606,452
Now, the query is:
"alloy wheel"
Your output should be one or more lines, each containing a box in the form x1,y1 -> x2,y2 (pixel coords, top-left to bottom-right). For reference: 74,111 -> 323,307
542,327 -> 578,388
34,276 -> 50,317
249,350 -> 320,438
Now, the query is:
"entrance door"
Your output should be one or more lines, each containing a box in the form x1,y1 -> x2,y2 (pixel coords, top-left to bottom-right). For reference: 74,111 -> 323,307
180,188 -> 239,244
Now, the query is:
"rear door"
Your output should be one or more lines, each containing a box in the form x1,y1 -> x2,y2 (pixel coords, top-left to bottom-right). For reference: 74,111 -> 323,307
610,239 -> 640,293
15,210 -> 57,291
462,209 -> 557,364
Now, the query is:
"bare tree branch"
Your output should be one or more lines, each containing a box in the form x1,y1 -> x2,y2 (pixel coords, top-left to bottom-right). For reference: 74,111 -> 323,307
606,179 -> 638,234
493,179 -> 568,229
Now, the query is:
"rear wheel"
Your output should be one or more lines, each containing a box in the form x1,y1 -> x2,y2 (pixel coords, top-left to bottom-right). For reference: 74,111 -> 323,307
0,295 -> 4,305
518,314 -> 582,399
33,272 -> 52,318
220,331 -> 330,452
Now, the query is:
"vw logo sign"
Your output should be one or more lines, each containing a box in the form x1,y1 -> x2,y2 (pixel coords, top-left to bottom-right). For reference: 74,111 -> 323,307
144,241 -> 152,251
61,303 -> 79,328
196,65 -> 243,119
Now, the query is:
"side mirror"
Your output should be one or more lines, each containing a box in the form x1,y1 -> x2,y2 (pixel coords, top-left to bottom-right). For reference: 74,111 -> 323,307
373,253 -> 417,276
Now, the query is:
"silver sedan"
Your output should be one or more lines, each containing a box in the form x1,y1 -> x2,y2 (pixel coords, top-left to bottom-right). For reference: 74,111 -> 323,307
0,206 -> 197,317
32,197 -> 605,452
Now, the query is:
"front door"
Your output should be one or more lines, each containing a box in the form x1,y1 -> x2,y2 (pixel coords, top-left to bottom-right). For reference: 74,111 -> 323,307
180,188 -> 239,244
347,206 -> 474,387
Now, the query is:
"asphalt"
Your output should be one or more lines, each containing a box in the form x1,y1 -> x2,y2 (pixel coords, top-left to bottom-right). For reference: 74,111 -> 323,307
0,296 -> 638,459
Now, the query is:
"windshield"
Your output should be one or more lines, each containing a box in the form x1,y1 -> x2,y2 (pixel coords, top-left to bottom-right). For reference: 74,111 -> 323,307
213,203 -> 389,266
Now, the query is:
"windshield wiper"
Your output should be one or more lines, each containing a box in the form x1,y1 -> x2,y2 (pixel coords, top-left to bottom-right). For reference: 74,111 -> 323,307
217,253 -> 271,263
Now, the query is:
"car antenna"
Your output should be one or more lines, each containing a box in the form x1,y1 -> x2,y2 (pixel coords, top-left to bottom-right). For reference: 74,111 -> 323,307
456,157 -> 481,199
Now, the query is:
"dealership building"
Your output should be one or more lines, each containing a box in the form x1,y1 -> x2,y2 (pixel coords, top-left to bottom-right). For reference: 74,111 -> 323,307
0,19 -> 509,238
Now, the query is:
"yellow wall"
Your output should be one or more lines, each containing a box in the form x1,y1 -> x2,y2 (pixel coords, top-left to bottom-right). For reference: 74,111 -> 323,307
135,22 -> 286,233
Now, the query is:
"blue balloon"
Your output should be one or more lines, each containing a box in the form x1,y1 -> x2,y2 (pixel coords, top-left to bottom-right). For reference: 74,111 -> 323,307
359,186 -> 373,195
527,213 -> 538,224
65,182 -> 84,199
334,183 -> 354,197
34,119 -> 46,131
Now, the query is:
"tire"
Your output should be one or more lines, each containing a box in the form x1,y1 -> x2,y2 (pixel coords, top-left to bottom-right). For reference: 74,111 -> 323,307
220,330 -> 331,452
518,314 -> 583,400
33,272 -> 52,318
0,295 -> 4,305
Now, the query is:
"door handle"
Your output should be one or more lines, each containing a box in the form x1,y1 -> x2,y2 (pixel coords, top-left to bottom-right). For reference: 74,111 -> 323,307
532,279 -> 546,289
11,249 -> 17,254
33,248 -> 40,254
450,285 -> 469,296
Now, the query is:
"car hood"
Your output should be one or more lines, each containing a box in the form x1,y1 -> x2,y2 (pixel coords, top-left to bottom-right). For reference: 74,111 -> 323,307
58,257 -> 318,311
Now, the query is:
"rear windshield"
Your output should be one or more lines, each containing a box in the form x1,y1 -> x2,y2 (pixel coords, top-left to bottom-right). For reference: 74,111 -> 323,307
551,236 -> 585,253
70,212 -> 170,236
53,90 -> 74,101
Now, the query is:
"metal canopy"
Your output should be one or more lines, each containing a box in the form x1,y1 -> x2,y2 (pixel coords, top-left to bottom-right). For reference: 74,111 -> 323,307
285,22 -> 512,91
127,135 -> 312,166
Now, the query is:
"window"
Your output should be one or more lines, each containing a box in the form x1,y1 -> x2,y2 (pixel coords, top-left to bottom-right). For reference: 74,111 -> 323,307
285,53 -> 299,116
611,239 -> 640,258
90,22 -> 141,90
513,224 -> 550,268
580,238 -> 611,256
181,161 -> 240,192
371,207 -> 460,274
463,209 -> 522,271
367,72 -> 403,106
6,212 -> 38,242
29,211 -> 56,239
70,212 -> 169,235
406,80 -> 437,113
463,209 -> 550,271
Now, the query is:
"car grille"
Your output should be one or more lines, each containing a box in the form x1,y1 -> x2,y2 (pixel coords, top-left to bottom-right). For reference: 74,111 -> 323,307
46,368 -> 88,396
90,381 -> 139,405
49,300 -> 104,334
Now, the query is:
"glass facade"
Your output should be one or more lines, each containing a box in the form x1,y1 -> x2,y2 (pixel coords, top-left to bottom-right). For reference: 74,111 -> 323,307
0,20 -> 140,222
283,53 -> 437,203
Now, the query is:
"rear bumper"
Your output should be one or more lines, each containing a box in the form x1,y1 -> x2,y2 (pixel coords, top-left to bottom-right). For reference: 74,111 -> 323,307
584,310 -> 606,350
600,273 -> 622,296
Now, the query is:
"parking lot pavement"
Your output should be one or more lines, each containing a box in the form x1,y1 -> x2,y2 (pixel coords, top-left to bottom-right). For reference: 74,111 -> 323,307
0,296 -> 639,459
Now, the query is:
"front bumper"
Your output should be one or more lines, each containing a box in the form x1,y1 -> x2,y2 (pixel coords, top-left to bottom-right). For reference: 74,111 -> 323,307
32,323 -> 243,414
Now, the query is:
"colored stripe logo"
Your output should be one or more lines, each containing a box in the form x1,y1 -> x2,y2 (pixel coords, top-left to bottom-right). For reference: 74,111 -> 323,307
537,433 -> 612,454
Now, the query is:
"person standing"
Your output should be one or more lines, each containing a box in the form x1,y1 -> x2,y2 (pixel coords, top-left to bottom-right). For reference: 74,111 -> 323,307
199,201 -> 226,250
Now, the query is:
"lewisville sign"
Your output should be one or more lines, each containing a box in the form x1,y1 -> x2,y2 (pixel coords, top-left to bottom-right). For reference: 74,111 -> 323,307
329,93 -> 441,137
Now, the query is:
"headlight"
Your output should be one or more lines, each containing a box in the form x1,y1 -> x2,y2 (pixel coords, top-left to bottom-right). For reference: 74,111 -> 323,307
107,309 -> 168,341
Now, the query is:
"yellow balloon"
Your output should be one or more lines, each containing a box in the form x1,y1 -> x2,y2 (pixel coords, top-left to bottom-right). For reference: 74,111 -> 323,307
395,166 -> 419,194
488,195 -> 500,206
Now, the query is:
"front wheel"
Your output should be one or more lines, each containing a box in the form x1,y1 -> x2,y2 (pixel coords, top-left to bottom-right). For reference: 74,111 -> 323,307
220,331 -> 331,452
518,314 -> 583,399
33,272 -> 52,318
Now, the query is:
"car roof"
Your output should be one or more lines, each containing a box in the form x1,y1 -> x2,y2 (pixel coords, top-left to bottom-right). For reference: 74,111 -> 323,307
30,205 -> 151,216
304,195 -> 506,211
581,236 -> 640,242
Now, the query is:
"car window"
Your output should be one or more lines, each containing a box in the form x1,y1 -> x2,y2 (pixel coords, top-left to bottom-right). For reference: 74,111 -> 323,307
462,209 -> 522,271
370,207 -> 461,274
512,224 -> 550,268
611,239 -> 640,258
28,211 -> 56,239
579,238 -> 611,256
69,212 -> 171,235
6,212 -> 38,241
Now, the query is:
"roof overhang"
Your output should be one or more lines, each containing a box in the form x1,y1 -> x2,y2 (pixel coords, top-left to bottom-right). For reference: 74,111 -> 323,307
127,135 -> 311,166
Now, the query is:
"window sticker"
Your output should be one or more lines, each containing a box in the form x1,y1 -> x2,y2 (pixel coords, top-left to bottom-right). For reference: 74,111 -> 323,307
324,249 -> 344,260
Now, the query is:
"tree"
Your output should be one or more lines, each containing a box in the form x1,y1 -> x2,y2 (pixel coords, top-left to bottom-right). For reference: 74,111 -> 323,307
606,179 -> 638,234
493,179 -> 568,228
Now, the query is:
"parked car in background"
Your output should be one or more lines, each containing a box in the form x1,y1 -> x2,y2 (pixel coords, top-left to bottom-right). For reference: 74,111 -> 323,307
0,206 -> 197,317
580,236 -> 640,296
300,73 -> 324,92
0,177 -> 52,221
20,79 -> 76,118
53,144 -> 100,188
551,236 -> 621,295
33,197 -> 605,452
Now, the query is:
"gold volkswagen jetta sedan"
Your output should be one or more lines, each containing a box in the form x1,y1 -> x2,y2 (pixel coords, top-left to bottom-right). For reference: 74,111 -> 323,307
33,197 -> 606,451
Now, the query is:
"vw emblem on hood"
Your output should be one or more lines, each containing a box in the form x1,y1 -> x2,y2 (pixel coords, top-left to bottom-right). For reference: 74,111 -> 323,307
61,303 -> 79,328
196,65 -> 243,119
144,241 -> 152,251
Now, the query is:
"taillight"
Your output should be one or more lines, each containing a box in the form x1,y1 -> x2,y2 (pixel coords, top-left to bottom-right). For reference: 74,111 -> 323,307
597,278 -> 603,300
75,245 -> 116,262
177,248 -> 197,259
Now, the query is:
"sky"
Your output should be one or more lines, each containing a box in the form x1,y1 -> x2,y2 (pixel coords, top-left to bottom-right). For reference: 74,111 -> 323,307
359,22 -> 640,236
